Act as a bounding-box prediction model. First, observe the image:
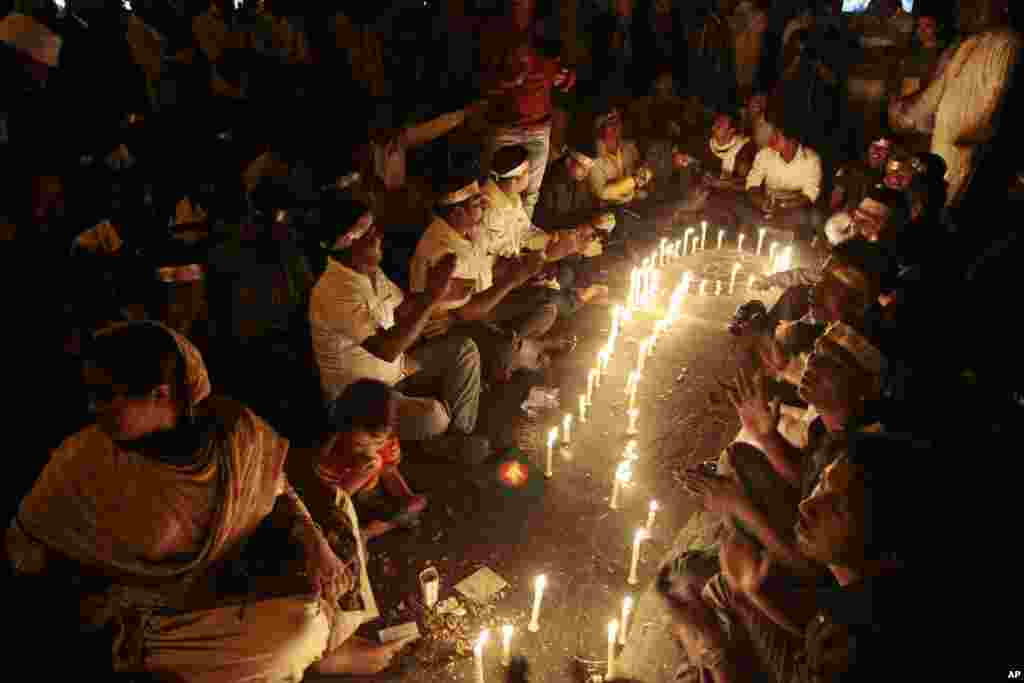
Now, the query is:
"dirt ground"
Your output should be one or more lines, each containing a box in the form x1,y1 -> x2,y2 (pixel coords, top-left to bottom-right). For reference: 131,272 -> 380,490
306,231 -> 790,683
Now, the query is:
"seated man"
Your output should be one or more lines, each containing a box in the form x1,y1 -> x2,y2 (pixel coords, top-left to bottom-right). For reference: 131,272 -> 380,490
309,197 -> 491,464
664,431 -> 912,682
484,145 -> 608,322
534,136 -> 602,230
739,114 -> 824,240
677,111 -> 758,228
409,173 -> 556,382
588,105 -> 652,208
829,138 -> 890,214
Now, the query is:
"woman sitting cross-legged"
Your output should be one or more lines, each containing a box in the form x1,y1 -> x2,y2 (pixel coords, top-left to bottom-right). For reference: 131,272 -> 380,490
315,379 -> 428,542
5,321 -> 415,680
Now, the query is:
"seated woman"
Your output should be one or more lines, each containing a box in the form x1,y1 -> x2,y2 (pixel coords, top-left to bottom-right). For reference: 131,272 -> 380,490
315,379 -> 427,541
6,321 -> 413,679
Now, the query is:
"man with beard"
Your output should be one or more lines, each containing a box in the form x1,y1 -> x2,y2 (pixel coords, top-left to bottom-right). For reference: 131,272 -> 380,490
829,138 -> 890,213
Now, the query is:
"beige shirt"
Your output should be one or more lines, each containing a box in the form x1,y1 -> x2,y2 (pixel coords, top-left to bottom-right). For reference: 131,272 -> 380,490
409,215 -> 493,311
746,145 -> 823,203
309,258 -> 406,402
480,179 -> 541,259
589,139 -> 641,203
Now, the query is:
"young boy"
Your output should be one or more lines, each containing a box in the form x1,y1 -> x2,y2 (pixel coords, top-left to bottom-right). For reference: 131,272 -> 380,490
316,379 -> 427,540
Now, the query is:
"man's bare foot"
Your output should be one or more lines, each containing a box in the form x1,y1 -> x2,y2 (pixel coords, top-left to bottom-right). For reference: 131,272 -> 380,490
363,520 -> 397,540
311,635 -> 417,675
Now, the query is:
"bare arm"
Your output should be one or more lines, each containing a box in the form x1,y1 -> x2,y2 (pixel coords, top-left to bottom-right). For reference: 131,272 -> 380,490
401,101 -> 486,150
728,495 -> 819,577
755,429 -> 805,489
362,292 -> 440,363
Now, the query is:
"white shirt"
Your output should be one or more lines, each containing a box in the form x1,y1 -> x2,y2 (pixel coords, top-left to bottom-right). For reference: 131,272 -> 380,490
746,144 -> 822,203
409,215 -> 493,311
309,257 -> 406,402
480,179 -> 542,259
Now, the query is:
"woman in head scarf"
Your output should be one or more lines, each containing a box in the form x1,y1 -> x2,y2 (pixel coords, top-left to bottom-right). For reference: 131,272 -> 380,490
6,321 -> 414,679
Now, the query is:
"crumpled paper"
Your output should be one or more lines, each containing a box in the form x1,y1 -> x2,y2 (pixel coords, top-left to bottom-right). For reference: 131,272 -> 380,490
521,386 -> 559,416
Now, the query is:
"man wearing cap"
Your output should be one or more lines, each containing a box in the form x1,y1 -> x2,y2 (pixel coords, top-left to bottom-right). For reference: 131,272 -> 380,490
829,138 -> 890,213
534,135 -> 603,230
310,197 -> 491,464
589,105 -> 652,207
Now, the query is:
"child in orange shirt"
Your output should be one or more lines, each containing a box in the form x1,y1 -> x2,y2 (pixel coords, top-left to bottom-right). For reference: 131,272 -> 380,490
316,379 -> 427,540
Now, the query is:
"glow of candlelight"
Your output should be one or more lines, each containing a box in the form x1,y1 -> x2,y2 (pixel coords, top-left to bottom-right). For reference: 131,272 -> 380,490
747,274 -> 755,290
619,596 -> 633,645
715,280 -> 722,296
598,348 -> 611,376
562,414 -> 572,444
628,529 -> 647,585
768,241 -> 779,263
659,237 -> 668,266
474,629 -> 489,683
546,427 -> 557,478
587,369 -> 598,404
579,394 -> 587,423
774,245 -> 793,274
626,371 -> 639,412
646,500 -> 659,531
729,262 -> 742,295
637,339 -> 650,375
700,220 -> 708,250
624,440 -> 638,460
756,227 -> 767,256
691,234 -> 700,255
683,227 -> 695,254
699,280 -> 708,296
738,233 -> 746,252
607,620 -> 619,680
610,460 -> 632,509
528,575 -> 546,631
717,228 -> 725,250
501,625 -> 514,666
626,408 -> 639,435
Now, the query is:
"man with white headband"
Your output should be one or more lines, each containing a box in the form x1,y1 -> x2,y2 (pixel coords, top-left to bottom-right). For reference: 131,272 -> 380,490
534,136 -> 604,229
830,138 -> 890,214
310,196 -> 491,465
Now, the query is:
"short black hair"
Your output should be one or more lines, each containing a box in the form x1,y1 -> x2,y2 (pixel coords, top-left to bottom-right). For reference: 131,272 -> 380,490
319,196 -> 371,248
331,379 -> 395,433
492,146 -> 529,177
864,185 -> 912,233
86,322 -> 185,400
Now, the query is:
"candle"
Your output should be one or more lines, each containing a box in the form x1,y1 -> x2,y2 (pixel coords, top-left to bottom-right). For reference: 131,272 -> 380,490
700,220 -> 708,250
683,227 -> 695,254
738,233 -> 746,252
598,348 -> 611,377
624,440 -> 639,461
747,274 -> 755,290
637,339 -> 650,375
699,280 -> 707,297
501,624 -> 514,667
715,280 -> 722,296
607,620 -> 619,680
774,245 -> 793,274
474,629 -> 489,683
628,529 -> 647,585
756,227 -> 767,256
768,241 -> 779,263
626,408 -> 639,435
628,268 -> 639,310
626,371 -> 639,412
729,262 -> 742,295
717,228 -> 725,250
646,500 -> 659,531
527,575 -> 546,631
659,237 -> 668,266
579,394 -> 587,423
587,369 -> 598,404
681,271 -> 693,295
619,596 -> 633,645
691,234 -> 700,255
562,414 -> 573,445
611,305 -> 622,337
610,460 -> 632,510
546,428 -> 557,478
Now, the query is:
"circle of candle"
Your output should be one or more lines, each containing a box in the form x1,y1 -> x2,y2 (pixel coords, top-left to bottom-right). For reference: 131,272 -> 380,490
546,427 -> 557,478
562,414 -> 573,445
729,262 -> 742,295
619,596 -> 633,645
474,629 -> 489,683
717,228 -> 725,250
756,227 -> 767,256
646,500 -> 659,531
626,408 -> 639,436
607,620 -> 619,680
700,220 -> 708,250
768,241 -> 779,263
738,233 -> 746,252
579,394 -> 587,423
501,624 -> 514,667
527,575 -> 546,631
628,529 -> 646,585
610,460 -> 632,510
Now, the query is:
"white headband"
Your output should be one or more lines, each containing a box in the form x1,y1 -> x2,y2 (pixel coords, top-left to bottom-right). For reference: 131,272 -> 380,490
156,264 -> 205,283
321,211 -> 374,251
569,150 -> 595,171
438,180 -> 480,207
491,159 -> 530,180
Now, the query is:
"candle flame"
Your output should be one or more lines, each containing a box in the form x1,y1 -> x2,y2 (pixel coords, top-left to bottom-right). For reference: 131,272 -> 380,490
502,624 -> 514,639
636,528 -> 647,542
616,460 -> 633,482
608,619 -> 619,639
624,595 -> 634,610
536,574 -> 547,589
547,427 -> 558,446
650,500 -> 659,512
476,628 -> 490,652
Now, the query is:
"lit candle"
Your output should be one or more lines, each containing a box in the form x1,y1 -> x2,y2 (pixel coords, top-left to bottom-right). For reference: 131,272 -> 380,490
747,274 -> 755,290
756,227 -> 767,256
699,280 -> 707,296
738,233 -> 746,252
528,575 -> 546,631
628,529 -> 647,585
681,271 -> 693,295
626,370 -> 639,412
768,241 -> 779,264
598,348 -> 611,377
717,228 -> 725,250
562,414 -> 573,445
646,269 -> 660,310
612,305 -> 622,337
691,234 -> 700,255
700,220 -> 708,250
626,408 -> 639,436
546,428 -> 557,478
610,460 -> 632,510
579,394 -> 587,423
628,268 -> 639,310
587,369 -> 598,404
619,596 -> 633,645
637,338 -> 650,375
474,629 -> 489,683
659,237 -> 668,266
646,500 -> 659,531
624,440 -> 638,461
501,624 -> 514,667
715,280 -> 722,296
775,245 -> 793,274
683,227 -> 695,254
607,620 -> 619,680
729,262 -> 742,295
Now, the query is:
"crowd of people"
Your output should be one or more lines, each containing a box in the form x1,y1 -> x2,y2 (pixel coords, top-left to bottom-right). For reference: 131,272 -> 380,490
3,0 -> 1022,680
